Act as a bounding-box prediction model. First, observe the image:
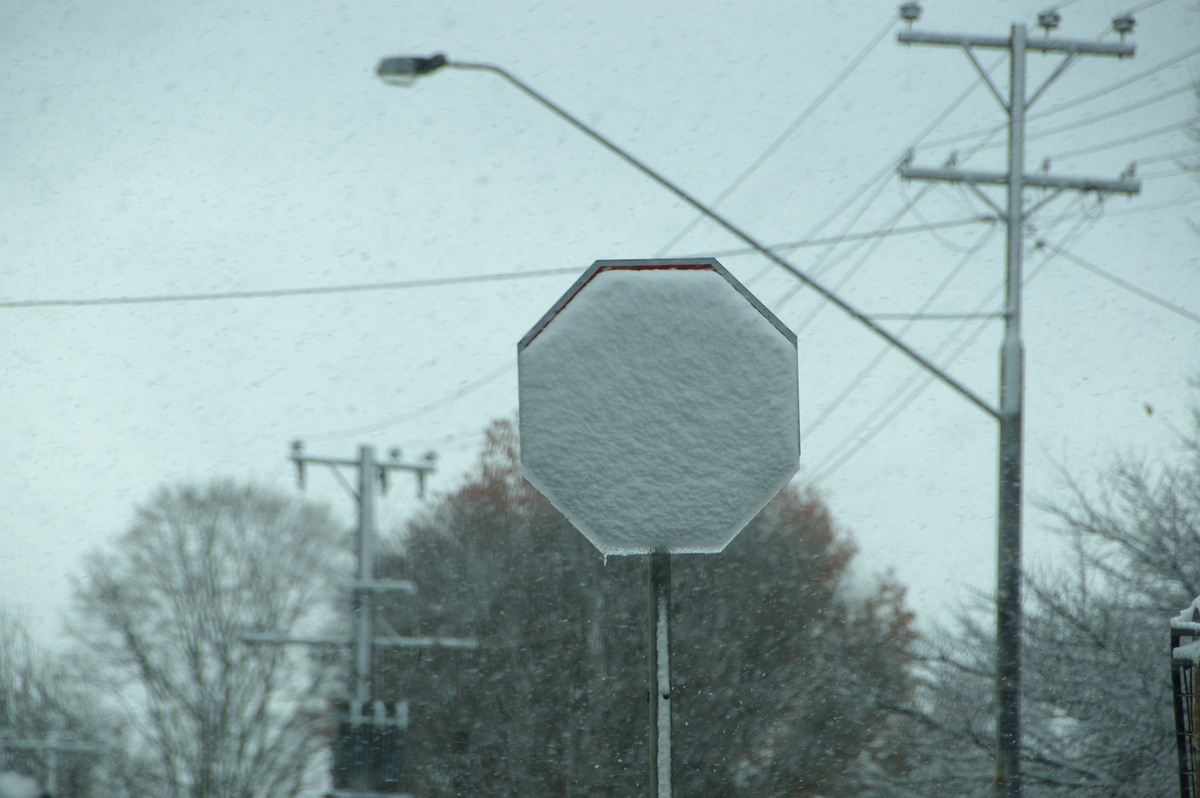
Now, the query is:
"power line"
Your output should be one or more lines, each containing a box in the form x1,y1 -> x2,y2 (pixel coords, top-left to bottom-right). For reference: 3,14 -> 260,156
1035,240 -> 1200,324
701,215 -> 994,259
0,267 -> 583,310
1125,0 -> 1176,14
806,211 -> 1095,486
653,16 -> 896,257
303,360 -> 516,440
1023,84 -> 1197,143
918,45 -> 1200,152
1064,192 -> 1199,217
1139,167 -> 1196,179
936,85 -> 1198,155
804,221 -> 997,436
1049,117 -> 1199,159
1135,147 -> 1200,166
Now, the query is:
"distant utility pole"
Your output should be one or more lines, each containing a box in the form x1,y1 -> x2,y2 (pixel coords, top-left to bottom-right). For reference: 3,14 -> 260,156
290,442 -> 439,713
244,443 -> 477,797
896,5 -> 1140,797
0,730 -> 103,795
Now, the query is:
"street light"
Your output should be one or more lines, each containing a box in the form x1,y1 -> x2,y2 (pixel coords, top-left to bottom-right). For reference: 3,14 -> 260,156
376,54 -> 447,86
374,52 -> 998,421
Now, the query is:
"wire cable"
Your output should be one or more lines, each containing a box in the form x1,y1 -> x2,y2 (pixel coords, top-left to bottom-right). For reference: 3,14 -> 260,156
652,16 -> 897,257
302,360 -> 516,441
1135,147 -> 1200,166
918,45 -> 1200,152
804,221 -> 998,436
700,215 -> 994,259
940,85 -> 1199,154
804,205 -> 1094,485
1049,117 -> 1199,159
1035,240 -> 1200,324
0,267 -> 583,310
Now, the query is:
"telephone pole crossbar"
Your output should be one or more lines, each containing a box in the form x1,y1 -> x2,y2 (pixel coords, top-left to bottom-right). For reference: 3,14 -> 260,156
0,730 -> 103,795
899,15 -> 1140,798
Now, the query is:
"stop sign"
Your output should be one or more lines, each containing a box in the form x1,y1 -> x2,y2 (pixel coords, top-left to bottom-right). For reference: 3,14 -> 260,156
518,258 -> 800,555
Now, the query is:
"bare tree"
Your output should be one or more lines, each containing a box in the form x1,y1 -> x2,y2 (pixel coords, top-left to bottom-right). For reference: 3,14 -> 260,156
891,384 -> 1200,796
70,480 -> 341,798
0,607 -> 130,797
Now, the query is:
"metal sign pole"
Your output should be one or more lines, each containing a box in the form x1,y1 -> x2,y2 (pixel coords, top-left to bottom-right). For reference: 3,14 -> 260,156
648,551 -> 672,798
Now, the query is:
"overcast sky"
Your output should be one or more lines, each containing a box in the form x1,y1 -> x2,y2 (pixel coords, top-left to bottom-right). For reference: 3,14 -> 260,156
3,0 -> 1198,642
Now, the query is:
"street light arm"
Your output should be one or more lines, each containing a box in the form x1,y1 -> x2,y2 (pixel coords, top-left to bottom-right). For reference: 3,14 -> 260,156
389,56 -> 1000,419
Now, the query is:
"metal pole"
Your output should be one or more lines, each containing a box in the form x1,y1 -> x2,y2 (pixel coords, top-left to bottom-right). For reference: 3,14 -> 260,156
46,732 -> 58,796
355,445 -> 377,716
995,23 -> 1026,798
648,551 -> 672,798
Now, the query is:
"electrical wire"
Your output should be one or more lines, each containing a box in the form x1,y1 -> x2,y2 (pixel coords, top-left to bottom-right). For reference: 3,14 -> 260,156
1124,0 -> 1175,14
1049,117 -> 1199,159
804,203 -> 1094,486
1137,167 -> 1195,179
1135,147 -> 1200,165
652,15 -> 897,257
918,45 -> 1200,152
1063,192 -> 1199,217
1035,240 -> 1200,324
804,221 -> 998,436
1024,85 -> 1197,143
700,215 -> 994,259
773,182 -> 920,319
302,360 -> 516,441
939,85 -> 1199,155
0,266 -> 583,310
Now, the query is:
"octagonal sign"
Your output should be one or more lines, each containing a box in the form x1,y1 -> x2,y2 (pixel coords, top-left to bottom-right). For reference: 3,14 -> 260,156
518,258 -> 800,555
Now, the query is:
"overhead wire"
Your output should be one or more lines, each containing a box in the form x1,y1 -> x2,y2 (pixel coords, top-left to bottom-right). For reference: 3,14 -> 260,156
0,267 -> 584,310
917,45 -> 1200,152
1134,147 -> 1200,165
805,204 -> 1096,486
1034,240 -> 1200,324
699,215 -> 995,260
1049,117 -> 1199,159
803,220 -> 999,436
774,182 -> 937,322
651,15 -> 897,258
302,360 -> 516,441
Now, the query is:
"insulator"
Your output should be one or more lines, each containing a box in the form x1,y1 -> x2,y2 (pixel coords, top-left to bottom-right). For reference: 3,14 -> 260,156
1112,13 -> 1135,37
899,2 -> 922,22
1037,10 -> 1061,31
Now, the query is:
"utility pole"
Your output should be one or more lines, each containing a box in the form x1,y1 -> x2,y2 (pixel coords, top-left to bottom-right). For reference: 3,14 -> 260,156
244,443 -> 476,798
896,5 -> 1140,797
0,730 -> 103,795
291,442 -> 438,713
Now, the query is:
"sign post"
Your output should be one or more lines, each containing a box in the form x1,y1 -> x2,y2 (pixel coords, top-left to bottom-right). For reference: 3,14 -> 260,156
518,258 -> 800,796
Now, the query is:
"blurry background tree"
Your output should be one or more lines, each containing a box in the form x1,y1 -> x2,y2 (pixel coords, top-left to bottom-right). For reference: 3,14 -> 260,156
889,382 -> 1200,796
0,607 -> 132,797
69,480 -> 342,798
371,419 -> 918,797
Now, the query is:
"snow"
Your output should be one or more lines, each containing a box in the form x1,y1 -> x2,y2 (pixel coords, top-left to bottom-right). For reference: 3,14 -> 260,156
518,261 -> 800,555
0,773 -> 45,798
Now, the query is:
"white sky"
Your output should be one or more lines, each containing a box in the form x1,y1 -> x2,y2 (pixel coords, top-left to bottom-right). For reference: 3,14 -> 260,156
2,0 -> 1198,643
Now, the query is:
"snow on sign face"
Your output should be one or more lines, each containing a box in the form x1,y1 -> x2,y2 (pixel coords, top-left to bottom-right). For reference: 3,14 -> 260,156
518,258 -> 800,555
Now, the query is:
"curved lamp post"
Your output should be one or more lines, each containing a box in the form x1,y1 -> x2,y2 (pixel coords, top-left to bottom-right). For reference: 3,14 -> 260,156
375,53 -> 997,420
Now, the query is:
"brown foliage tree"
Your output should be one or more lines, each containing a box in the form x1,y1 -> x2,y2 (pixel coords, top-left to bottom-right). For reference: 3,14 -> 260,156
373,420 -> 917,797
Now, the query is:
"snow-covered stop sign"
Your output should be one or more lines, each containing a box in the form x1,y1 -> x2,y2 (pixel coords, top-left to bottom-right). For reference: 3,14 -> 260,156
518,258 -> 800,555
